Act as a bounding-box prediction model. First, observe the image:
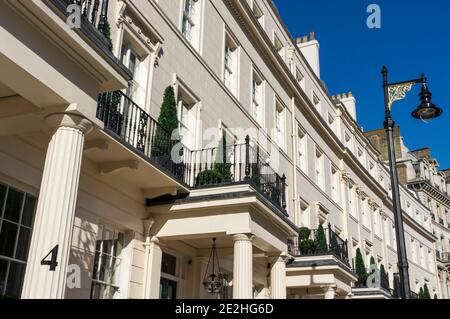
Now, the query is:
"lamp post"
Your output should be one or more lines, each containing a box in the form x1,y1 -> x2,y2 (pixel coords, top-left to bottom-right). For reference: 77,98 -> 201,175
382,66 -> 443,299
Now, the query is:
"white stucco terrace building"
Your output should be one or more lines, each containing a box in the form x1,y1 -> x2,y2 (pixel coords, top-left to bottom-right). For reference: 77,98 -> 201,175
0,0 -> 443,299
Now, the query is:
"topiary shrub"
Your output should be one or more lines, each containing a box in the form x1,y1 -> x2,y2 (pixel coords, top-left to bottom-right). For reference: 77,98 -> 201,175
100,19 -> 113,51
152,86 -> 179,158
380,264 -> 387,278
423,284 -> 431,299
298,227 -> 311,241
195,136 -> 233,186
213,135 -> 233,184
315,224 -> 328,254
419,287 -> 424,299
355,248 -> 367,286
434,294 -> 438,299
369,256 -> 377,275
298,227 -> 315,255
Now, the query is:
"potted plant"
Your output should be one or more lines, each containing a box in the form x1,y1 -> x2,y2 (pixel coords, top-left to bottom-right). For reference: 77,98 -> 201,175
298,227 -> 315,255
315,224 -> 328,254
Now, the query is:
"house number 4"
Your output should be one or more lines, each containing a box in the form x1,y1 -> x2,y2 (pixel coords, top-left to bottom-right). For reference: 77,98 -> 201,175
41,245 -> 59,271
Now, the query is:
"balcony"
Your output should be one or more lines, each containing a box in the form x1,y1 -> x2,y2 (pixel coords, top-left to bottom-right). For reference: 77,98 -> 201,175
436,251 -> 450,263
96,91 -> 287,214
46,0 -> 131,86
350,266 -> 393,299
390,273 -> 420,299
288,224 -> 349,265
286,224 -> 356,298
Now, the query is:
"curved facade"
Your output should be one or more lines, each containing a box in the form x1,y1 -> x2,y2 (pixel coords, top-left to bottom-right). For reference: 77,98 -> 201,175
0,0 -> 442,299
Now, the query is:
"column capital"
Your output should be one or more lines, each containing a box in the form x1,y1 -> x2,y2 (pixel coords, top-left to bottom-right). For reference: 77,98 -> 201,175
45,112 -> 93,134
233,233 -> 256,242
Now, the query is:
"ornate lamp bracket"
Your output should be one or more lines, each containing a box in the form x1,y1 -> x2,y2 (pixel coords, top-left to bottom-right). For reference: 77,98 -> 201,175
387,82 -> 415,110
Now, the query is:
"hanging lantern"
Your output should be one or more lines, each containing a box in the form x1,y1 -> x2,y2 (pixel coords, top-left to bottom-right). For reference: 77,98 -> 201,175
202,238 -> 228,294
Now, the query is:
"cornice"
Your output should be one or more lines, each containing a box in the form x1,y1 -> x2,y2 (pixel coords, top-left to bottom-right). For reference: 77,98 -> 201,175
409,180 -> 450,208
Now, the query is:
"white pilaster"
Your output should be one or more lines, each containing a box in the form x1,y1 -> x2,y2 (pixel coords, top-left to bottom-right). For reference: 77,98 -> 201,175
270,255 -> 287,299
232,234 -> 254,299
22,113 -> 93,299
142,236 -> 163,299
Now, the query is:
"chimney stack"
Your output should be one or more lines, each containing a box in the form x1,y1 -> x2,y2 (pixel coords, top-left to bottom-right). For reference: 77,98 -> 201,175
296,31 -> 320,78
332,92 -> 357,121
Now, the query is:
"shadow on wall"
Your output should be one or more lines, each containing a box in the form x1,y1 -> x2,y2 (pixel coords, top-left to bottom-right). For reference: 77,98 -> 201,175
66,217 -> 97,299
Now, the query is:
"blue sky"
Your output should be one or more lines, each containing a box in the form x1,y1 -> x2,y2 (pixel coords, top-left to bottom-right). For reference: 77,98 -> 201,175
274,0 -> 450,169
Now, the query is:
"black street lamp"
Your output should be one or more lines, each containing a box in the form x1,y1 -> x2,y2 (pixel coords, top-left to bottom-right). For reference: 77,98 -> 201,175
382,66 -> 443,299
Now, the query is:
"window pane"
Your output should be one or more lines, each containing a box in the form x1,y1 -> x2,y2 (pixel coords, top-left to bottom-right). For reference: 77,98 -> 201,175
160,277 -> 177,299
113,231 -> 124,257
102,228 -> 113,255
21,195 -> 36,228
110,258 -> 121,286
161,253 -> 177,276
4,188 -> 24,223
15,227 -> 31,261
0,222 -> 18,258
92,253 -> 100,280
91,282 -> 101,299
5,262 -> 25,299
0,184 -> 6,214
99,255 -> 111,283
0,259 -> 7,297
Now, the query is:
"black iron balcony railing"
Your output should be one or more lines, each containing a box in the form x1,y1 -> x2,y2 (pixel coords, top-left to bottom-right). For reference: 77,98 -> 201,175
97,91 -> 191,182
64,0 -> 109,33
96,92 -> 287,213
353,267 -> 390,290
288,224 -> 349,265
380,270 -> 390,291
392,273 -> 419,299
50,0 -> 113,51
188,140 -> 287,212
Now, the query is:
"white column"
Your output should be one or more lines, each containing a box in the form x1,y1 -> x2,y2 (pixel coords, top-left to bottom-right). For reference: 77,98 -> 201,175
270,255 -> 287,299
142,236 -> 163,299
323,285 -> 337,299
22,113 -> 93,299
233,234 -> 254,299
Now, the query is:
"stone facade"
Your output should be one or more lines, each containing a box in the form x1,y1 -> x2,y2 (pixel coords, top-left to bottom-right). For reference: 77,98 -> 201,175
0,0 -> 441,299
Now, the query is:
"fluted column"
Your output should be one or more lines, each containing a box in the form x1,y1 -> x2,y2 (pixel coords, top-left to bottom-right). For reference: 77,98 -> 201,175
270,255 -> 287,299
322,285 -> 337,299
233,234 -> 255,299
142,236 -> 163,299
22,113 -> 93,299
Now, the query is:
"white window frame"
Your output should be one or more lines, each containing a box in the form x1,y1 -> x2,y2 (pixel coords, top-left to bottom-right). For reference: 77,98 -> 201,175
331,165 -> 340,203
160,250 -> 185,299
181,0 -> 202,50
315,146 -> 325,189
0,182 -> 37,299
251,69 -> 264,126
223,32 -> 239,96
91,225 -> 124,299
297,125 -> 308,173
274,99 -> 286,151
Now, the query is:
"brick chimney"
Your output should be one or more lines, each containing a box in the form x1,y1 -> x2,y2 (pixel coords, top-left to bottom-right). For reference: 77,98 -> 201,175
296,32 -> 320,78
